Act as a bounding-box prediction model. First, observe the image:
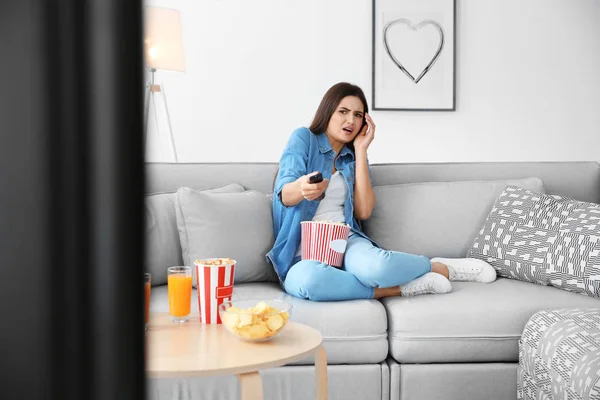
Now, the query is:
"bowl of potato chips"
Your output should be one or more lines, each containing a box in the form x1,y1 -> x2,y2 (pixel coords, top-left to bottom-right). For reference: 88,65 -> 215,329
218,299 -> 292,342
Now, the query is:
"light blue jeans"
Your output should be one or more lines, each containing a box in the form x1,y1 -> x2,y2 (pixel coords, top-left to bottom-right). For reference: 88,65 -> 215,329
284,232 -> 432,301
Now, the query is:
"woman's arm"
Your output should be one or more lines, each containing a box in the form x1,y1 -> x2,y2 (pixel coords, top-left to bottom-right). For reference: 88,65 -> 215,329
281,180 -> 304,207
352,113 -> 377,220
275,128 -> 329,207
281,174 -> 328,207
353,149 -> 376,220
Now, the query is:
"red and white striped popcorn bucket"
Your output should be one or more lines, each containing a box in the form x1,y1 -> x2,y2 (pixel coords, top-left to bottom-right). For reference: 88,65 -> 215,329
195,258 -> 236,324
301,221 -> 351,267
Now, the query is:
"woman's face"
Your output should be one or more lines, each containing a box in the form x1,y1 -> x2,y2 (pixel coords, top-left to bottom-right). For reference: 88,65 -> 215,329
325,96 -> 365,149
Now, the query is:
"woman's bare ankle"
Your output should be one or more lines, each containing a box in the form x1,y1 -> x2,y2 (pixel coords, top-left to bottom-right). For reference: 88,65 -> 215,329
373,286 -> 401,299
431,262 -> 449,279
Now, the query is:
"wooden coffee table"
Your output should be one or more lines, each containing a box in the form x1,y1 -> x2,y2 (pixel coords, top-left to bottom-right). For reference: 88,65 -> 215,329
146,313 -> 328,400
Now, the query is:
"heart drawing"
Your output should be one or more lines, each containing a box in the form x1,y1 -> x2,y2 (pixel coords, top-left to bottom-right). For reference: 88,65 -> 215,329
383,19 -> 445,84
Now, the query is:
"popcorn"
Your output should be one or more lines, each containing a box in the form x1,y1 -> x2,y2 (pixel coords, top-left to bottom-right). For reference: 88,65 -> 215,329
312,220 -> 349,226
195,258 -> 235,266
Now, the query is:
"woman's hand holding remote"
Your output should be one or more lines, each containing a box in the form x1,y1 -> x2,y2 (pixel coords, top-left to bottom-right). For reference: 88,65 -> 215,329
281,171 -> 329,206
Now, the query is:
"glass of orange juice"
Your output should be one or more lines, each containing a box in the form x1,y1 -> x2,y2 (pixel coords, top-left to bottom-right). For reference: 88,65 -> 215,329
167,266 -> 193,323
144,273 -> 151,330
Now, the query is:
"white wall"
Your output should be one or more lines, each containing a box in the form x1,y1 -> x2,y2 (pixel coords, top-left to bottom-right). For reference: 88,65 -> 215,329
144,0 -> 600,163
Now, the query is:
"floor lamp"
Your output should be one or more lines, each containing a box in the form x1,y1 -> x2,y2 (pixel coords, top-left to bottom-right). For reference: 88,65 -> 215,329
144,6 -> 186,162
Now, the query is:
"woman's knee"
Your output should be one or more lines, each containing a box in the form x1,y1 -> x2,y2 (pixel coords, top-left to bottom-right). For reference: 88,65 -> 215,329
365,255 -> 393,284
284,260 -> 325,299
346,250 -> 431,287
346,250 -> 429,286
284,261 -> 329,300
346,250 -> 392,282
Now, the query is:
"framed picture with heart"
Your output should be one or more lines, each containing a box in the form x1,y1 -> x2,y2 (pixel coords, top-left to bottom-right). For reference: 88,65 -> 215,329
372,0 -> 456,111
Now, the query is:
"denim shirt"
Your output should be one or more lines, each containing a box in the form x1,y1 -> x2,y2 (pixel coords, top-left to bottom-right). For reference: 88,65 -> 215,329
266,127 -> 378,284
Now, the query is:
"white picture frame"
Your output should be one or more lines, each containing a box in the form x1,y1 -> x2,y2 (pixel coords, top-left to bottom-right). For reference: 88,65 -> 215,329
372,0 -> 456,111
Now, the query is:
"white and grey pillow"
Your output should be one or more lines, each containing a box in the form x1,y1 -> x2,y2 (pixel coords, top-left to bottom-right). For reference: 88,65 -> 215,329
468,185 -> 600,298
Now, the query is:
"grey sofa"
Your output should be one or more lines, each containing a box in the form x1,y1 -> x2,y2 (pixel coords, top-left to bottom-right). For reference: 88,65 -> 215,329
145,161 -> 600,400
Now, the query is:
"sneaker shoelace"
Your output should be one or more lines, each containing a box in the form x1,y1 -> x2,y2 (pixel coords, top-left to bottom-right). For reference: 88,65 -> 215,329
450,266 -> 481,280
406,282 -> 435,296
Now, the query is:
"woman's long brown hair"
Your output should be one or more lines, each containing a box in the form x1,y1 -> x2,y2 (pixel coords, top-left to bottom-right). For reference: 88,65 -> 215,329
272,82 -> 369,190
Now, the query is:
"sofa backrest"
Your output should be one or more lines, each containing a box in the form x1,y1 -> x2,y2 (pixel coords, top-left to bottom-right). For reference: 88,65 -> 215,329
146,161 -> 600,203
370,162 -> 600,204
145,161 -> 600,283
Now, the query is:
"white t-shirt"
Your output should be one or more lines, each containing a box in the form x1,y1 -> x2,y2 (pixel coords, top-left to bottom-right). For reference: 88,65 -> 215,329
295,171 -> 348,257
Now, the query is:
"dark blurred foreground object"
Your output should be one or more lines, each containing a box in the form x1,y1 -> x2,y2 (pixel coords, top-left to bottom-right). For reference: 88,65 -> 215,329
0,1 -> 145,399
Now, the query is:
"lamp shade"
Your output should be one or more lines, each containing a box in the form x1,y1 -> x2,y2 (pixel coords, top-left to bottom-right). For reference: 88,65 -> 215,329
144,7 -> 185,72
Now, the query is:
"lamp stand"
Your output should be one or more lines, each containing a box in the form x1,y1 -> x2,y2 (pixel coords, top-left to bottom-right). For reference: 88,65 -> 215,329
144,68 -> 179,162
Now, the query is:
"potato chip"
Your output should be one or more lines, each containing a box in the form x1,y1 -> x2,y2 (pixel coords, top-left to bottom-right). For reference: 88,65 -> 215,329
238,313 -> 253,328
266,314 -> 284,331
253,301 -> 269,314
221,311 -> 240,330
248,323 -> 270,339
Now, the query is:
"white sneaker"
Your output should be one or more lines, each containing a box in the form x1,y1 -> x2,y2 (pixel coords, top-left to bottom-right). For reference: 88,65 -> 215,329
399,272 -> 452,297
430,257 -> 497,283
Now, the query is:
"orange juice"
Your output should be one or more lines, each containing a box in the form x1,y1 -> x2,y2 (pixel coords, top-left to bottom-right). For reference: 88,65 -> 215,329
144,282 -> 151,324
168,274 -> 192,317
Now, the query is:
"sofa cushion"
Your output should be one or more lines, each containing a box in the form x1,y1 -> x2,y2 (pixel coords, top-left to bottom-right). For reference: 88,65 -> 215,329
468,185 -> 600,298
175,187 -> 278,283
145,183 -> 245,286
149,282 -> 389,365
363,177 -> 545,258
383,277 -> 600,364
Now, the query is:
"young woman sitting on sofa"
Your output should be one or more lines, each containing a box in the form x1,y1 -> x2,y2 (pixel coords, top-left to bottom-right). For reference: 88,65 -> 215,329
266,82 -> 496,302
